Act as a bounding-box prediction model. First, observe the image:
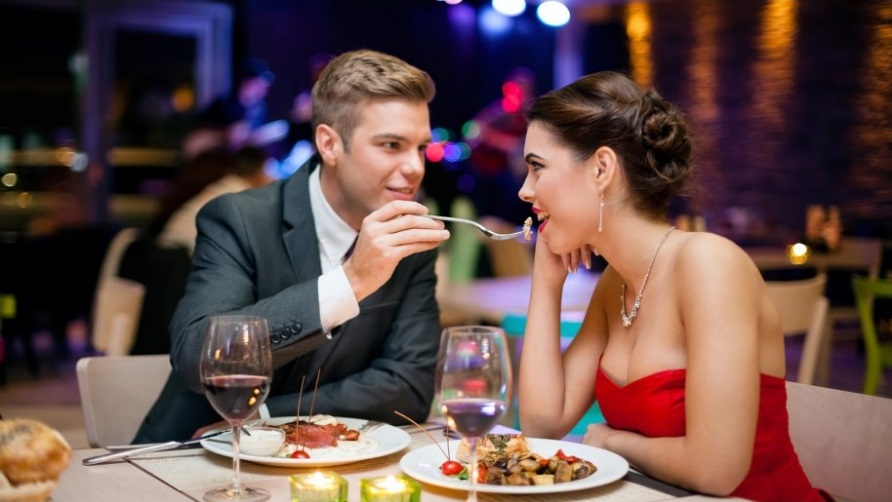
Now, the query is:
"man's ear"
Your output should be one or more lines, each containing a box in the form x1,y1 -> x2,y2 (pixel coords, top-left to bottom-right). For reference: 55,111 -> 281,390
315,124 -> 341,165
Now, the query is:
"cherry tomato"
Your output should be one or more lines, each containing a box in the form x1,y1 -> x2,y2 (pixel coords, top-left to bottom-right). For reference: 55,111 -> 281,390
290,450 -> 310,459
440,460 -> 463,476
476,464 -> 488,483
555,448 -> 578,463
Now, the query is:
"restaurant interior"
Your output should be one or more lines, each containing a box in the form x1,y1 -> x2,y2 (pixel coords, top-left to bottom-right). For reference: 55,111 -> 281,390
1,0 -> 891,500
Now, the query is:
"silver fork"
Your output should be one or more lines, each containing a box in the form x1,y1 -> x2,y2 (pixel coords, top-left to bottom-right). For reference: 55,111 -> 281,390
358,420 -> 386,434
425,215 -> 531,241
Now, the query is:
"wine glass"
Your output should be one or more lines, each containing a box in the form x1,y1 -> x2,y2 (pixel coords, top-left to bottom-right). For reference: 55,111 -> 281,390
200,315 -> 273,502
436,325 -> 513,502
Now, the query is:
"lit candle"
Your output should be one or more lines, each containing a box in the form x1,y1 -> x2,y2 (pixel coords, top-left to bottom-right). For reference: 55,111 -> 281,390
787,242 -> 811,265
360,474 -> 421,502
290,471 -> 347,502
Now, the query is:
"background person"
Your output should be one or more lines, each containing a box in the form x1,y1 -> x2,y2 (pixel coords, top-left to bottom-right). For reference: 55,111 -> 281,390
183,58 -> 286,158
516,71 -> 828,501
134,49 -> 448,442
157,145 -> 273,254
466,67 -> 536,226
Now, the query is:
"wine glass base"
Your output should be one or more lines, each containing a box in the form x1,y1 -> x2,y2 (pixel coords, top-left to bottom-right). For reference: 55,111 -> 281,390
203,486 -> 270,502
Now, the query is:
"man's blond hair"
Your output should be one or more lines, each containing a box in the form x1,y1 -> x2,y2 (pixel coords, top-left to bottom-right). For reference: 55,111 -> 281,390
312,49 -> 435,150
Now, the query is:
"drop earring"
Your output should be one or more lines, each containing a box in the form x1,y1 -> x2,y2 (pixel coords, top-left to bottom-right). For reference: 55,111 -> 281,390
598,191 -> 605,232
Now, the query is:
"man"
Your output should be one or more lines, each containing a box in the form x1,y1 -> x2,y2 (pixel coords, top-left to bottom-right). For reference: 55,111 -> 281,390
134,49 -> 449,442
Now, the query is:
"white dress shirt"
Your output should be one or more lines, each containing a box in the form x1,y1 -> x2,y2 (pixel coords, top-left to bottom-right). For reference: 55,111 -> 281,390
309,165 -> 361,332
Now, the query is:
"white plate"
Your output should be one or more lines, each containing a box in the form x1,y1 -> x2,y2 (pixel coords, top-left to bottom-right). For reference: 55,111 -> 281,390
400,438 -> 629,494
201,416 -> 410,467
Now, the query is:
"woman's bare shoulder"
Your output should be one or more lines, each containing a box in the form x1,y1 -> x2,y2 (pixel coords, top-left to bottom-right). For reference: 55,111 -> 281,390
673,231 -> 763,294
675,231 -> 755,269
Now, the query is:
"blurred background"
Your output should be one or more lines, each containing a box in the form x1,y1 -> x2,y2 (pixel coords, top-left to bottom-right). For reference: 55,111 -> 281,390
1,0 -> 891,380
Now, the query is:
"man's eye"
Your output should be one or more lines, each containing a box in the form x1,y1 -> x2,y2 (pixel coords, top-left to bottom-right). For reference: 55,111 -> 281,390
382,141 -> 399,149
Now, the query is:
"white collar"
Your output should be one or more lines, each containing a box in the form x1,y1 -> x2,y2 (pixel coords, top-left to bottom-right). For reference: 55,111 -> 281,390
309,164 -> 357,271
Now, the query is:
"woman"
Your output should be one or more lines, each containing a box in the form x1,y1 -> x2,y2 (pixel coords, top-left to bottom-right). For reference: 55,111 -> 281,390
516,71 -> 828,501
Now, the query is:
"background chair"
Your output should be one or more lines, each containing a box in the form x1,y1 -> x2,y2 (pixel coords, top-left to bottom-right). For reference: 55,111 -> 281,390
477,216 -> 533,278
502,311 -> 604,438
118,237 -> 192,355
851,275 -> 892,395
764,273 -> 829,385
76,354 -> 171,447
91,227 -> 145,355
786,381 -> 892,502
445,196 -> 482,283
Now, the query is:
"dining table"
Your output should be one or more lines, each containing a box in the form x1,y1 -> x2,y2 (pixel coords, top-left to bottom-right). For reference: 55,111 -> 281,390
57,422 -> 748,502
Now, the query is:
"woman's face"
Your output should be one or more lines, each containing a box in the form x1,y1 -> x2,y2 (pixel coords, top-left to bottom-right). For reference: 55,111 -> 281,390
519,121 -> 600,255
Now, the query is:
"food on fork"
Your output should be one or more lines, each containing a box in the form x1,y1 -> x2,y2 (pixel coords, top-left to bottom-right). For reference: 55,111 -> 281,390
0,419 -> 71,502
522,217 -> 533,241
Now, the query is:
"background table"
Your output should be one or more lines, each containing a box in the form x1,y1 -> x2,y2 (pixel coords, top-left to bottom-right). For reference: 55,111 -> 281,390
437,271 -> 599,325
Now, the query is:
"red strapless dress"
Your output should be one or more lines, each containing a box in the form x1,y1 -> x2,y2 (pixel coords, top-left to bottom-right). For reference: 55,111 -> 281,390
596,366 -> 830,502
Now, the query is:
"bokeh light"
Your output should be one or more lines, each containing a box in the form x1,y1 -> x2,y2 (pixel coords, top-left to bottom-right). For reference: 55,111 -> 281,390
537,1 -> 570,27
492,0 -> 526,17
462,120 -> 481,140
425,142 -> 446,162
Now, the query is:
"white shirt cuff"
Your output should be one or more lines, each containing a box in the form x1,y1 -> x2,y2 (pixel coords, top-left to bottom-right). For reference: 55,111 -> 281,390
318,265 -> 360,333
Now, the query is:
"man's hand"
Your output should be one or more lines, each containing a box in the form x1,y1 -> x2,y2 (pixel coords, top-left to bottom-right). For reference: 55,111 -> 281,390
343,200 -> 449,302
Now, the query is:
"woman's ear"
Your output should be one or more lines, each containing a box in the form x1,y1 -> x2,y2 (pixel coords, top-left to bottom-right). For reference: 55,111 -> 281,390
315,124 -> 341,165
591,146 -> 619,191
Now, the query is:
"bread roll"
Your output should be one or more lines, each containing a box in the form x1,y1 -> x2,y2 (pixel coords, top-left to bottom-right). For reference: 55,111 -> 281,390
0,419 -> 71,502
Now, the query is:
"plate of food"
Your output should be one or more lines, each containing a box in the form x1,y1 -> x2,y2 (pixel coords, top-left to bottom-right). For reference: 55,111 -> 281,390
399,434 -> 629,494
201,415 -> 410,467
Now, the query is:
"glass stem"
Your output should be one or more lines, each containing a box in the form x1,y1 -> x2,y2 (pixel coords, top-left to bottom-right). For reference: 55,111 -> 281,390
230,420 -> 243,496
467,436 -> 479,502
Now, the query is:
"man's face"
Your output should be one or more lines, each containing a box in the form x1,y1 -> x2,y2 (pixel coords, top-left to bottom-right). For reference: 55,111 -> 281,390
321,98 -> 431,229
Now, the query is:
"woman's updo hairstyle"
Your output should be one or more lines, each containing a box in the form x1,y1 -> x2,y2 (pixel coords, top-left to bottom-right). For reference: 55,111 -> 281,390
526,71 -> 693,217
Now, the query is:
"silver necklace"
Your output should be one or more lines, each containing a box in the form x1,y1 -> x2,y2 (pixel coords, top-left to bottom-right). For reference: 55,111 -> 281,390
620,226 -> 676,328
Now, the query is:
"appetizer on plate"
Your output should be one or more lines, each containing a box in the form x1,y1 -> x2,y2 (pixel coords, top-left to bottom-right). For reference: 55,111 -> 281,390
265,415 -> 374,459
452,434 -> 598,486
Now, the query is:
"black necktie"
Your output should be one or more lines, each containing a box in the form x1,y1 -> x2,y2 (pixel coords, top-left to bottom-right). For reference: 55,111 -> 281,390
342,237 -> 357,263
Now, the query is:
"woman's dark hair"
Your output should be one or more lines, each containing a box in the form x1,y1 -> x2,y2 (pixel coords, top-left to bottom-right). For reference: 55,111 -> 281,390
526,71 -> 693,217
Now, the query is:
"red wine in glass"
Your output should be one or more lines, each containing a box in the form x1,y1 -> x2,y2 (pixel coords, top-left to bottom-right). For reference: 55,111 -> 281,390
200,315 -> 272,502
203,374 -> 271,421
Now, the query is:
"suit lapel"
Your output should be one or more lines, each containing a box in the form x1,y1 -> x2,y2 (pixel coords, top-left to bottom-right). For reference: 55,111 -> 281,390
282,157 -> 323,282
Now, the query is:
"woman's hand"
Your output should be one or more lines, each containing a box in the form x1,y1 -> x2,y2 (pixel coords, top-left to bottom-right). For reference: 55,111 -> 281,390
582,422 -> 619,449
562,244 -> 594,274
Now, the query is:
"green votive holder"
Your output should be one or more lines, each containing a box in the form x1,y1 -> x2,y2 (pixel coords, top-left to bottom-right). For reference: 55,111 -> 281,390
290,471 -> 348,502
360,474 -> 421,502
